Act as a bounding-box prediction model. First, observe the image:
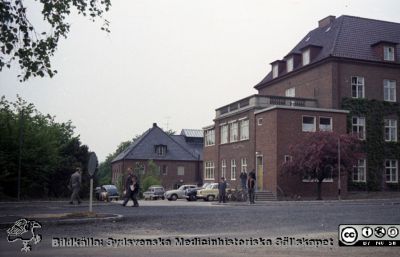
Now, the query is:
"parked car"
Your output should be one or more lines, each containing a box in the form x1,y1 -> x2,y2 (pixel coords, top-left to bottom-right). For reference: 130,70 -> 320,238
95,185 -> 119,202
143,186 -> 165,200
184,183 -> 211,201
165,185 -> 197,201
196,183 -> 219,201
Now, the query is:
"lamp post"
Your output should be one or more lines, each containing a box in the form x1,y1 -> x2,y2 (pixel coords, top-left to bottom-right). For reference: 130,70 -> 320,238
17,110 -> 24,201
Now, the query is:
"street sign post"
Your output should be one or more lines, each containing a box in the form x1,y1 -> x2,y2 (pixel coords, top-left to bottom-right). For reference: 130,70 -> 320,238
88,152 -> 98,213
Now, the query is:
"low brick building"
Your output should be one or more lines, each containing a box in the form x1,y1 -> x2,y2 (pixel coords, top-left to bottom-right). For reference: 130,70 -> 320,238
204,15 -> 400,199
111,123 -> 203,190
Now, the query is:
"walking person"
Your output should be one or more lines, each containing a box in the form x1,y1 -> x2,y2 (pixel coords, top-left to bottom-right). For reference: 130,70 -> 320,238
218,177 -> 227,203
122,168 -> 140,207
247,175 -> 255,204
69,167 -> 82,204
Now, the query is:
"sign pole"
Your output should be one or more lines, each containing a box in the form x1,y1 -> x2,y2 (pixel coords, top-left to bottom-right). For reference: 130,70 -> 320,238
87,152 -> 98,213
89,178 -> 93,212
338,137 -> 341,201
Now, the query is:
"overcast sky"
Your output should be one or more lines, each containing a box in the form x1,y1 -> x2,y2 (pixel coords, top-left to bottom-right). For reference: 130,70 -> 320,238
1,0 -> 400,161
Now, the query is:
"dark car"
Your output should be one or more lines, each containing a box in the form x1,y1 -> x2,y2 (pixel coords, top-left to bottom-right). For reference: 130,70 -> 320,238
95,185 -> 119,202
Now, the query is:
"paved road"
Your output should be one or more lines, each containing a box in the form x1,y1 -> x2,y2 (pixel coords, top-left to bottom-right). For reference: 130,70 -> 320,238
0,199 -> 399,257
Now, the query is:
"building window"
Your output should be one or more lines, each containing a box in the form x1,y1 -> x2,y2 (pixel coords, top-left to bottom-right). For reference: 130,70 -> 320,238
302,116 -> 316,132
257,118 -> 263,126
384,46 -> 395,61
302,48 -> 310,66
161,165 -> 168,176
220,124 -> 228,144
385,160 -> 398,183
205,129 -> 215,146
284,155 -> 292,163
221,159 -> 226,178
204,161 -> 215,180
353,159 -> 366,182
230,122 -> 239,142
231,159 -> 236,180
383,79 -> 396,102
352,116 -> 366,140
177,166 -> 184,176
135,162 -> 145,175
272,64 -> 279,78
351,76 -> 365,98
286,57 -> 294,72
285,87 -> 296,97
241,158 -> 247,173
385,119 -> 397,142
319,117 -> 332,131
240,119 -> 249,140
155,145 -> 167,156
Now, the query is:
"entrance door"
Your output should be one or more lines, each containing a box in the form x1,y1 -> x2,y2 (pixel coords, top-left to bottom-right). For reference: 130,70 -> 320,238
256,155 -> 263,191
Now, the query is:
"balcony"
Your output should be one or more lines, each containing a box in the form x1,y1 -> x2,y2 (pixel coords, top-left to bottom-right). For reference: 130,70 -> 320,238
216,94 -> 318,118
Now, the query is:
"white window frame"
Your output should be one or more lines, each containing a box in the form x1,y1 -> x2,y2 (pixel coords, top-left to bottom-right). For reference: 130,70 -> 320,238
257,118 -> 263,126
351,76 -> 365,99
205,129 -> 215,146
284,155 -> 292,163
156,145 -> 167,156
302,48 -> 310,66
352,116 -> 366,140
272,64 -> 279,78
204,161 -> 215,180
286,57 -> 294,72
230,159 -> 236,181
385,159 -> 398,183
384,46 -> 395,61
302,116 -> 316,132
177,166 -> 184,176
220,124 -> 228,144
221,159 -> 226,178
353,159 -> 366,182
230,122 -> 239,142
385,119 -> 397,142
285,87 -> 296,97
240,119 -> 249,140
384,79 -> 396,102
241,158 -> 247,173
319,117 -> 332,132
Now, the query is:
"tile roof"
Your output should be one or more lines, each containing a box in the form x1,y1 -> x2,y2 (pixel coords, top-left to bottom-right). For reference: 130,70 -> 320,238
111,124 -> 203,163
255,15 -> 400,88
180,129 -> 204,138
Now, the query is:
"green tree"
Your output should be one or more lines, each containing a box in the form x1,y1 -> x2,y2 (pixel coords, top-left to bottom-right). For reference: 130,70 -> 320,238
0,95 -> 89,199
0,0 -> 111,81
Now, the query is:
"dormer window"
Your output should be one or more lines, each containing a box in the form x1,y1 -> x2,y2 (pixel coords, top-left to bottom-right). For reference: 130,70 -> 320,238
155,145 -> 167,156
286,57 -> 293,72
272,64 -> 279,78
302,49 -> 310,66
384,46 -> 395,61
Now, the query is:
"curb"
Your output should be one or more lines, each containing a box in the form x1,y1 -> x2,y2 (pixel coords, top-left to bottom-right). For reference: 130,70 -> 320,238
0,213 -> 124,229
212,198 -> 400,207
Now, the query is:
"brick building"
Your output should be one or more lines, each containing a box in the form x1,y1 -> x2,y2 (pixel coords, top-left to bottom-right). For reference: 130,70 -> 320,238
112,123 -> 203,190
203,15 -> 400,199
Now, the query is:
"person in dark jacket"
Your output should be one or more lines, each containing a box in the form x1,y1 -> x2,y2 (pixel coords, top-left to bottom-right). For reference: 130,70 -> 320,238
122,168 -> 140,207
69,167 -> 82,204
247,175 -> 255,204
218,177 -> 227,203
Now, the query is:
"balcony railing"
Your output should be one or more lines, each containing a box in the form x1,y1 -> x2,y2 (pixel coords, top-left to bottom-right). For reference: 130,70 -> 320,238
216,94 -> 318,118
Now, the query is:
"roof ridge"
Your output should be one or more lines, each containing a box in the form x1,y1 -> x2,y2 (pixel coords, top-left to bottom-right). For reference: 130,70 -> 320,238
340,14 -> 400,25
331,15 -> 345,56
111,128 -> 152,163
168,133 -> 200,159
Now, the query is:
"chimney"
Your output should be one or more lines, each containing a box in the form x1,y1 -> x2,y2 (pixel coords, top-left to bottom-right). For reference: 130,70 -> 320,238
318,15 -> 336,28
153,123 -> 157,127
